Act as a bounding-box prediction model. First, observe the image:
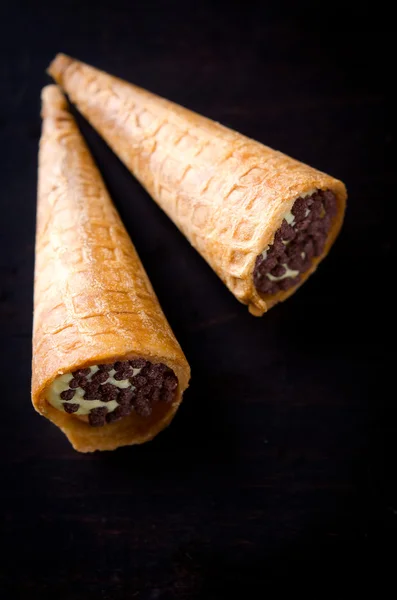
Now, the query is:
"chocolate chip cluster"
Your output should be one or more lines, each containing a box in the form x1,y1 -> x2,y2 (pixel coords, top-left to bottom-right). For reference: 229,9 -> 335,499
60,359 -> 178,426
254,189 -> 337,295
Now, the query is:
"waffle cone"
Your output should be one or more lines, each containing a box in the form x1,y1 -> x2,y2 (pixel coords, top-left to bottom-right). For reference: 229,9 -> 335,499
32,85 -> 190,452
49,54 -> 347,315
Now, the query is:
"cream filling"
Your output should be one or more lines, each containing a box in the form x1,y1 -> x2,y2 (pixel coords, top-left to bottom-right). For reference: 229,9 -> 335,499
268,265 -> 300,282
284,211 -> 295,225
47,365 -> 142,416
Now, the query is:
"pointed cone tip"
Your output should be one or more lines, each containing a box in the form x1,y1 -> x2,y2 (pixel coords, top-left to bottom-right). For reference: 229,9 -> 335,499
47,53 -> 74,84
41,84 -> 68,119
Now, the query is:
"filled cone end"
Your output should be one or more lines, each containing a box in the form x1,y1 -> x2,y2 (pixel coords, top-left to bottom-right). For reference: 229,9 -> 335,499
250,184 -> 347,315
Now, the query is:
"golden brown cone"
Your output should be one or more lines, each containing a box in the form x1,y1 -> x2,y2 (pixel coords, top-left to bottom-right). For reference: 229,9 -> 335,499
49,54 -> 347,316
32,85 -> 190,452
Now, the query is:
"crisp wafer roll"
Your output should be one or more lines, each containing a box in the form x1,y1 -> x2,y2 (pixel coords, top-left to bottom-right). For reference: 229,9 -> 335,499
32,85 -> 190,452
49,54 -> 347,316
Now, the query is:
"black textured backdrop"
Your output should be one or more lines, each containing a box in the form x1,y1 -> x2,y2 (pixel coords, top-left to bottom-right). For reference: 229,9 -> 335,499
0,1 -> 394,598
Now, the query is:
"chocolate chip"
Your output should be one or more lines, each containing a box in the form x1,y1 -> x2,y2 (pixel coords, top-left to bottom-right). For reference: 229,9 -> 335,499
92,370 -> 109,384
72,368 -> 90,378
60,389 -> 75,400
83,382 -> 100,400
279,278 -> 296,291
69,377 -> 81,389
88,407 -> 108,427
285,243 -> 299,258
270,264 -> 286,278
262,256 -> 278,271
134,375 -> 147,388
274,229 -> 284,242
114,370 -> 128,381
129,358 -> 148,369
98,363 -> 114,371
308,220 -> 323,235
295,218 -> 311,232
256,276 -> 275,294
291,196 -> 308,221
155,375 -> 167,388
280,220 -> 295,241
146,364 -> 171,391
273,239 -> 286,257
288,255 -> 304,270
147,365 -> 161,379
100,383 -> 119,402
112,362 -> 134,379
105,411 -> 118,424
311,200 -> 323,219
118,388 -> 134,405
140,384 -> 154,397
78,379 -> 89,390
63,402 -> 79,414
106,404 -> 133,423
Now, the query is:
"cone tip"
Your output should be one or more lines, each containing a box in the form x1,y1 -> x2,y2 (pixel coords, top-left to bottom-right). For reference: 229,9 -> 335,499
47,53 -> 74,84
41,85 -> 68,119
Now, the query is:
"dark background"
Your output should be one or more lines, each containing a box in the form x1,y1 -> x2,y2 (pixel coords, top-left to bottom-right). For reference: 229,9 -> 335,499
0,1 -> 395,597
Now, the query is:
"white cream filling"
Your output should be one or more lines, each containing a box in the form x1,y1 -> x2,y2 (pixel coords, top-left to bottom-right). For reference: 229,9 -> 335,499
260,208 -> 298,262
284,211 -> 295,225
47,365 -> 142,416
268,265 -> 300,282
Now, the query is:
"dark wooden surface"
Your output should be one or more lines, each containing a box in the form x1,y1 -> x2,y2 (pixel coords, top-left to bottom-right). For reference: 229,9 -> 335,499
0,2 -> 394,597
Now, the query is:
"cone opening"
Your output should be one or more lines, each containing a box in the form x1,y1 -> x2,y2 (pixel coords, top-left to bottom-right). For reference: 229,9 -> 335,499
46,359 -> 178,427
253,189 -> 337,296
